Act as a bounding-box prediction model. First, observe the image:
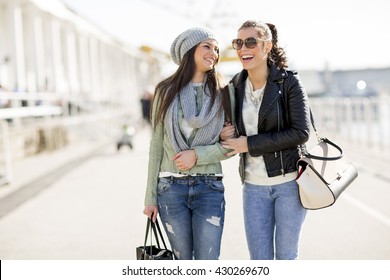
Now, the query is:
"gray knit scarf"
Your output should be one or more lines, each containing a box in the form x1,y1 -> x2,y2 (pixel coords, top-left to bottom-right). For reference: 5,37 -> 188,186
165,82 -> 224,153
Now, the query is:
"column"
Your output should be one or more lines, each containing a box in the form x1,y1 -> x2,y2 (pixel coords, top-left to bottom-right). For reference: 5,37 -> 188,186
65,27 -> 79,95
33,13 -> 46,92
51,18 -> 65,94
5,3 -> 26,92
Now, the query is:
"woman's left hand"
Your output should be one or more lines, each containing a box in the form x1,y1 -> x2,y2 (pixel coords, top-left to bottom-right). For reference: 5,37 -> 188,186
221,136 -> 248,156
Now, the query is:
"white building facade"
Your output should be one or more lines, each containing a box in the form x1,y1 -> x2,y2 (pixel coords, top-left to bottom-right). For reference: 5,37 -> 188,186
0,0 -> 164,184
0,0 -> 161,117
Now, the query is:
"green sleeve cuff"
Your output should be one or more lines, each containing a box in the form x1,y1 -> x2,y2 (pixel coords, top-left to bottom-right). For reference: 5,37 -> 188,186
193,142 -> 230,165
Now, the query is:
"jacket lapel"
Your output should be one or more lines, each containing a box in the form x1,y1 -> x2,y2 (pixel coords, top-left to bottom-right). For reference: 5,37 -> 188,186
257,80 -> 280,130
233,71 -> 247,136
231,66 -> 287,135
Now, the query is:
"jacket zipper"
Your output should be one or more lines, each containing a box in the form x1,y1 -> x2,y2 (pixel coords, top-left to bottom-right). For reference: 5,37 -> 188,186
276,90 -> 285,176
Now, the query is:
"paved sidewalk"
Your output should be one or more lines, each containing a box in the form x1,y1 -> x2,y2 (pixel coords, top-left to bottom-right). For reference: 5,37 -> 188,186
0,137 -> 111,218
0,140 -> 108,194
0,126 -> 389,260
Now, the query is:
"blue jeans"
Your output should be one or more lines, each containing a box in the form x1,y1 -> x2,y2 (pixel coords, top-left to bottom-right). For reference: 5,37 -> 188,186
243,180 -> 307,260
157,176 -> 225,260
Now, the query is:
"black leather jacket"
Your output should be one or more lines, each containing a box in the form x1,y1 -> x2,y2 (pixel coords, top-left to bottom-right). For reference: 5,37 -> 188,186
230,65 -> 310,182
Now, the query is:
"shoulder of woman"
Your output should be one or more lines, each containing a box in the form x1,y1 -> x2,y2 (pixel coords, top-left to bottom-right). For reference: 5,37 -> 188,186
229,70 -> 247,86
282,69 -> 301,84
285,68 -> 298,75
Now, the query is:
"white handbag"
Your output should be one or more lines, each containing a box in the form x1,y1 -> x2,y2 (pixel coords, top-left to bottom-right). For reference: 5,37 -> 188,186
296,137 -> 358,210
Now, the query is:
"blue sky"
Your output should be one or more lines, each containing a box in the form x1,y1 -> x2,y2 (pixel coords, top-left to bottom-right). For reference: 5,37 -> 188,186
61,0 -> 390,71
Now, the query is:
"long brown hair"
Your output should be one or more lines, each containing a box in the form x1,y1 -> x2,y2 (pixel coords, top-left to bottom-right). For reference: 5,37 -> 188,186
152,44 -> 231,128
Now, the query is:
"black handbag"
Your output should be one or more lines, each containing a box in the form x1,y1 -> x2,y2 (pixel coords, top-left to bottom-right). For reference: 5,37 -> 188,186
296,111 -> 358,210
136,217 -> 174,260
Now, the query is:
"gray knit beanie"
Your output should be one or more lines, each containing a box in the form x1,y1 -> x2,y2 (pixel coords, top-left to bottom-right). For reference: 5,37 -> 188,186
170,27 -> 217,65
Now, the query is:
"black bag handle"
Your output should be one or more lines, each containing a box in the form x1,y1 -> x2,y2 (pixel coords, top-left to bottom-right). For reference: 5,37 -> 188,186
143,214 -> 169,259
152,218 -> 169,250
303,108 -> 344,160
277,80 -> 343,161
303,137 -> 343,161
142,218 -> 152,259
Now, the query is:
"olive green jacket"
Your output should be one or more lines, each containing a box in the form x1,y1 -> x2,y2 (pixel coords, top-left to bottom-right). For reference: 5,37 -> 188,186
144,84 -> 235,206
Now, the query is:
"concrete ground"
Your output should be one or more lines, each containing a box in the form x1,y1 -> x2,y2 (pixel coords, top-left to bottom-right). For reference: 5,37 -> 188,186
0,126 -> 389,260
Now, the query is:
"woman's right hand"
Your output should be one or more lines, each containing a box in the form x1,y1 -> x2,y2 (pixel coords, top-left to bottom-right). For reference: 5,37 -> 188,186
220,123 -> 236,141
143,206 -> 158,222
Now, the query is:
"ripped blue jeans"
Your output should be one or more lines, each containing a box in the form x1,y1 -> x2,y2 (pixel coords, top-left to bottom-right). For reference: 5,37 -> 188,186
157,176 -> 225,260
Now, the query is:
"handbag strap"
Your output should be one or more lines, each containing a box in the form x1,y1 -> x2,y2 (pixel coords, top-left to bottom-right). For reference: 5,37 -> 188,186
307,109 -> 341,153
143,215 -> 168,250
151,218 -> 168,250
141,218 -> 152,260
306,109 -> 343,161
142,217 -> 160,260
276,79 -> 343,161
143,217 -> 151,248
304,137 -> 343,161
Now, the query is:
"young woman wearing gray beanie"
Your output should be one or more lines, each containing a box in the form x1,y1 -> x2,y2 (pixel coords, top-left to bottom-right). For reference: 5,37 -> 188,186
143,27 -> 234,260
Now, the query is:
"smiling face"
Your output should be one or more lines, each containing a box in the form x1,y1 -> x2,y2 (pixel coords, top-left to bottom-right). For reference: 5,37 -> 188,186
194,39 -> 219,73
236,27 -> 270,71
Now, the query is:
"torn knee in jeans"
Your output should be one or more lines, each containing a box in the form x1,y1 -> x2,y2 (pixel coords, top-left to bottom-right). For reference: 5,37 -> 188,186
206,216 -> 221,227
165,223 -> 175,236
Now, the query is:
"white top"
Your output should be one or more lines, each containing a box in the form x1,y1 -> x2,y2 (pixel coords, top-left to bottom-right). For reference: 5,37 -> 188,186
242,78 -> 296,186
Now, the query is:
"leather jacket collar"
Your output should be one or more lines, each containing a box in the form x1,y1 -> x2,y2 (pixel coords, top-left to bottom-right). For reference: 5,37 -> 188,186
230,64 -> 290,88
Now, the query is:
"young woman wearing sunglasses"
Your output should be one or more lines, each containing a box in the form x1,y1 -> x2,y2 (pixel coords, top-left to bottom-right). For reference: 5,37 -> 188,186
221,20 -> 310,260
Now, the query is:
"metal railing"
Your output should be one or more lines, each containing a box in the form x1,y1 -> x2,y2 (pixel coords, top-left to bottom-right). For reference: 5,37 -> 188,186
0,105 -> 131,186
1,92 -> 389,186
308,93 -> 390,154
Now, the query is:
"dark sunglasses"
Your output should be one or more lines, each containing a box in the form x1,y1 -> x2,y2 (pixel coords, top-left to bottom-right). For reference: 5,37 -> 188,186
232,37 -> 265,50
